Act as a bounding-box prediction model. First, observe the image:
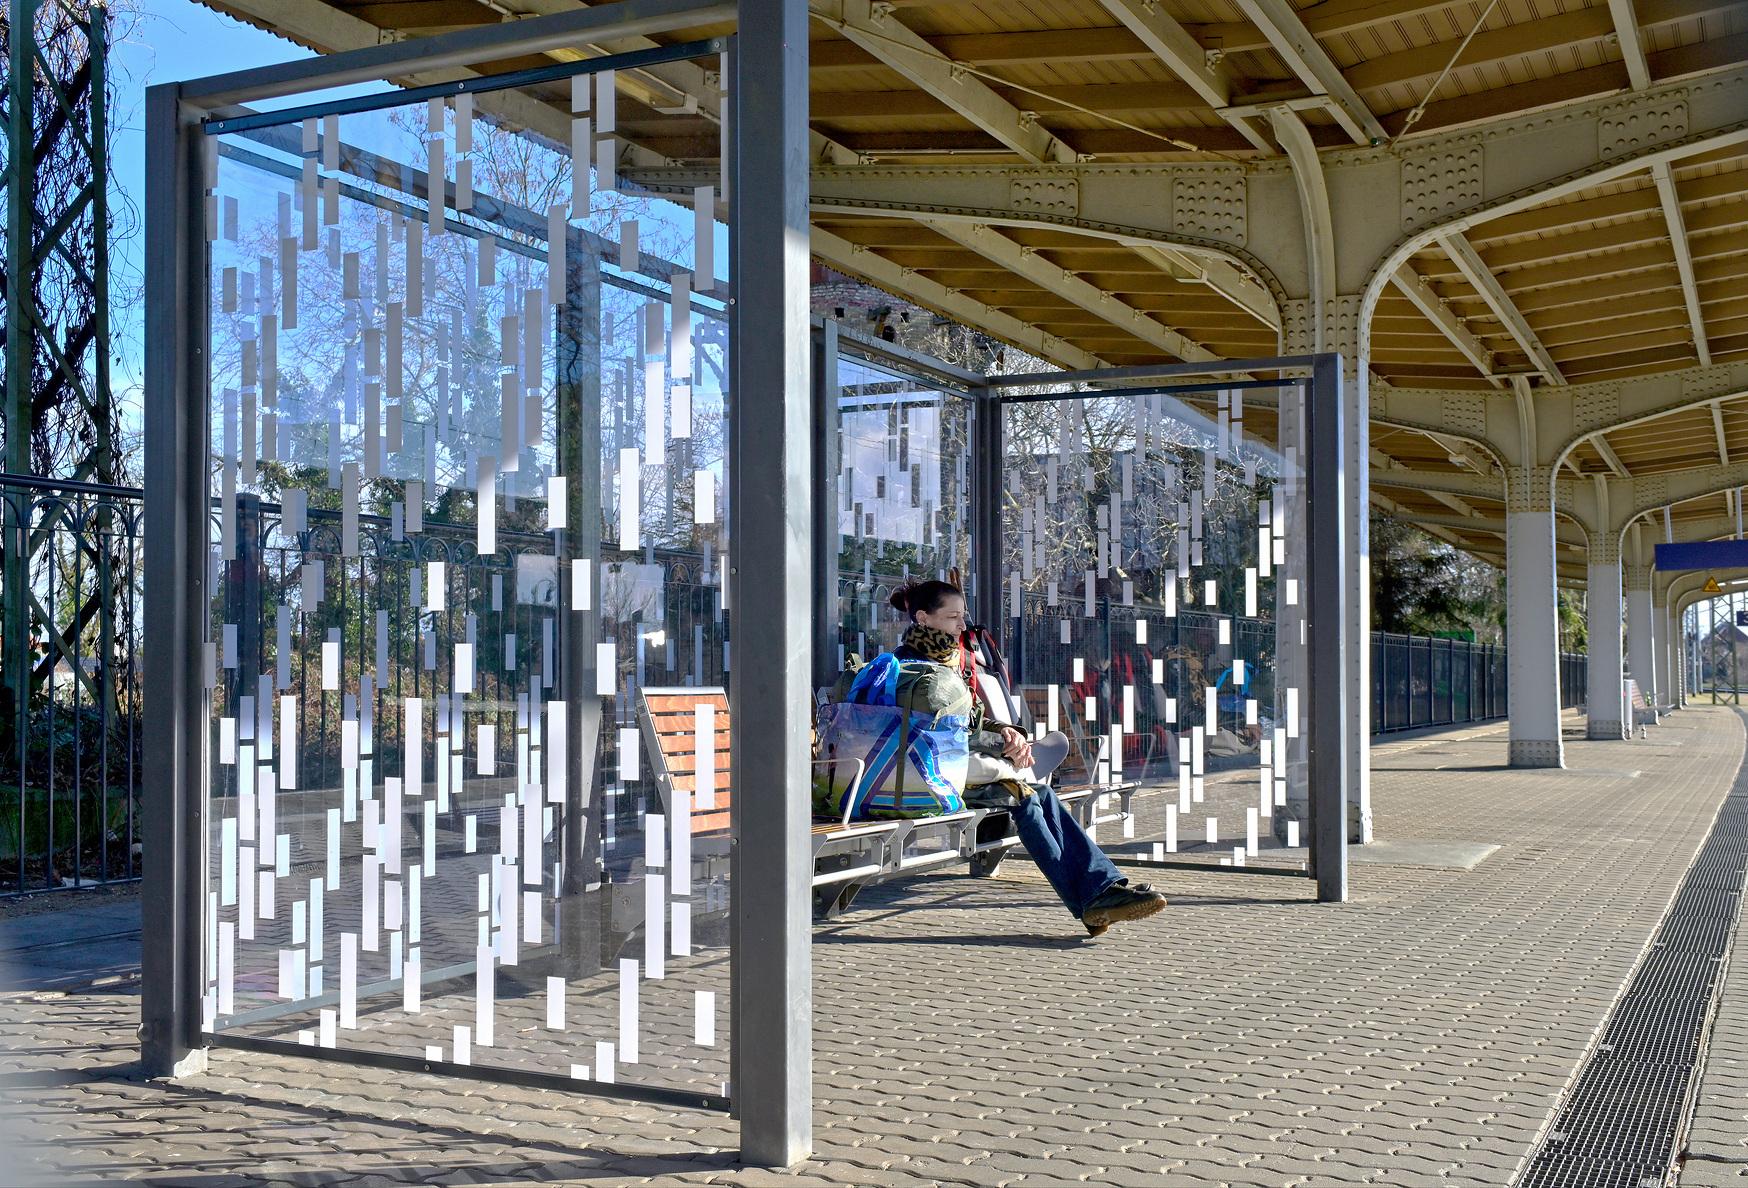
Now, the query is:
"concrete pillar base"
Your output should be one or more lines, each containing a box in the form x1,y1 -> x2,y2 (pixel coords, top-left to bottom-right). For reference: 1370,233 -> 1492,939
1509,739 -> 1566,767
1587,719 -> 1625,740
144,1046 -> 208,1080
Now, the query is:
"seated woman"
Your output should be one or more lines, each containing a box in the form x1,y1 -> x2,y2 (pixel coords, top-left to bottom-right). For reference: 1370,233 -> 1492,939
888,579 -> 1166,937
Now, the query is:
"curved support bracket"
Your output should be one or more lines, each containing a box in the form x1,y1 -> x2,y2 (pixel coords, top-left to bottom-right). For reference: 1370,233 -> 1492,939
1268,108 -> 1334,350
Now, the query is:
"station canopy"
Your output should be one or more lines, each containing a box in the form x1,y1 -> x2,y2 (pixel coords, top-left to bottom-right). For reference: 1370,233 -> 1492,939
207,0 -> 1748,582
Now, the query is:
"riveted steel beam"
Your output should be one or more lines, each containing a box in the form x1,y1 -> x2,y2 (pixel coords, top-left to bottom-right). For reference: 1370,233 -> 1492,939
1438,233 -> 1567,385
813,227 -> 1105,369
807,0 -> 1078,164
1650,160 -> 1713,367
919,219 -> 1220,363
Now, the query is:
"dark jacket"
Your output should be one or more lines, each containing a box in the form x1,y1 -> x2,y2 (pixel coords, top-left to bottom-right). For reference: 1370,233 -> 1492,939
894,642 -> 1010,756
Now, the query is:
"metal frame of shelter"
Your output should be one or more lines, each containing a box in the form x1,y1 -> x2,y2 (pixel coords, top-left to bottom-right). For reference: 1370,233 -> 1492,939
978,352 -> 1342,901
810,332 -> 1351,901
977,357 -> 1350,905
139,0 -> 1349,1165
140,0 -> 817,1166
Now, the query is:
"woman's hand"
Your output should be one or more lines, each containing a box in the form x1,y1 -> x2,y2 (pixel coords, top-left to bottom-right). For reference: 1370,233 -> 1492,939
999,725 -> 1033,767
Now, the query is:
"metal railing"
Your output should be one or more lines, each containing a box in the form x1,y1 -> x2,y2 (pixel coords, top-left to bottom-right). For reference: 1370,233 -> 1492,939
1372,631 -> 1587,734
0,483 -> 1596,894
0,475 -> 144,895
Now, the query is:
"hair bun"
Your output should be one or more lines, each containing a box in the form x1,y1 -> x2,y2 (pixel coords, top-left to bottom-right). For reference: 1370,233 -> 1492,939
888,578 -> 960,619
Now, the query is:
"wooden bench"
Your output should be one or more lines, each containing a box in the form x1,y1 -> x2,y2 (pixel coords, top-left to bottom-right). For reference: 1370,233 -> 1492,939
1628,678 -> 1655,731
636,686 -> 1138,920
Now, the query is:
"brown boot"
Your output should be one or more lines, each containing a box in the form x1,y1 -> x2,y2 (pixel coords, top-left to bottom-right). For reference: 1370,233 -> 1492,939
1082,882 -> 1166,935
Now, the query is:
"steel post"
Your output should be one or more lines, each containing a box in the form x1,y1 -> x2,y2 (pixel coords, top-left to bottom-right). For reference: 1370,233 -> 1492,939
811,320 -> 840,688
970,385 -> 1003,633
557,233 -> 604,977
728,0 -> 813,1165
1306,354 -> 1348,904
141,83 -> 209,1078
3,0 -> 34,769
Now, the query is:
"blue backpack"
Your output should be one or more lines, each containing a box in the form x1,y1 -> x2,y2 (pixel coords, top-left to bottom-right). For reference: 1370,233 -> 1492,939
813,653 -> 971,820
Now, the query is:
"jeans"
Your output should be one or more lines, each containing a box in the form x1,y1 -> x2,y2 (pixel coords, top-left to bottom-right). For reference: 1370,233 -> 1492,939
1010,785 -> 1124,918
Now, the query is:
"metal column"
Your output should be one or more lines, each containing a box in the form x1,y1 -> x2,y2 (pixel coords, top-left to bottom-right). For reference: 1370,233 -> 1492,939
728,0 -> 813,1166
970,385 -> 1004,634
811,320 -> 841,688
141,82 -> 209,1078
1306,354 -> 1349,903
557,234 -> 604,976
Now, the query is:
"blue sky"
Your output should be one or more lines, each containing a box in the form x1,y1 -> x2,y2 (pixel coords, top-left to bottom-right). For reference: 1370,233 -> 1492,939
106,1 -> 728,471
108,1 -> 381,449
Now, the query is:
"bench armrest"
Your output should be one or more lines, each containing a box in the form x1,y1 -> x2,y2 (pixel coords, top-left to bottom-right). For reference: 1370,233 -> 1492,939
812,757 -> 866,827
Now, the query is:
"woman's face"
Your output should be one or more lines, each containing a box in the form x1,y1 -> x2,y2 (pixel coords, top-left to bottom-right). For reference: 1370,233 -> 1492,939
915,594 -> 968,638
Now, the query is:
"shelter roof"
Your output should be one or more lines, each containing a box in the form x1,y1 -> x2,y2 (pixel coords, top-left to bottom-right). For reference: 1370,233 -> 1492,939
200,0 -> 1748,578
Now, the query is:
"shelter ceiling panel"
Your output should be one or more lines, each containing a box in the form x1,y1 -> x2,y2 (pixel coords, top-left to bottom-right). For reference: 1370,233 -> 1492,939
1187,0 -> 1480,54
1469,201 -> 1748,275
813,126 -> 1292,158
813,80 -> 1205,123
1333,5 -> 1634,119
1665,491 -> 1734,522
1605,407 -> 1720,474
1118,305 -> 1273,331
1494,268 -> 1685,317
1719,398 -> 1748,458
1551,325 -> 1706,369
1574,340 -> 1748,384
1558,343 -> 1710,382
1536,305 -> 1696,351
1445,228 -> 1748,301
1498,280 -> 1687,328
1676,144 -> 1748,182
1704,312 -> 1748,347
1063,271 -> 1261,299
1372,427 -> 1485,469
894,1 -> 1132,37
1371,485 -> 1491,516
1467,183 -> 1665,245
1089,290 -> 1277,315
1373,330 -> 1479,352
1643,0 -> 1748,55
1371,346 -> 1479,370
1375,31 -> 1748,136
806,23 -> 1156,73
1370,362 -> 1504,383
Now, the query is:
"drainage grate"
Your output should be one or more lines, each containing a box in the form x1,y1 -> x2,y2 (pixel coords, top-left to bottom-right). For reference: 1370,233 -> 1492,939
1519,711 -> 1748,1188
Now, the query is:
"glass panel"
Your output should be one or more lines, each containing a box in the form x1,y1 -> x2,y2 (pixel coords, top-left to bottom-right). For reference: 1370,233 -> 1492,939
1002,382 -> 1312,863
829,349 -> 973,665
200,60 -> 731,1099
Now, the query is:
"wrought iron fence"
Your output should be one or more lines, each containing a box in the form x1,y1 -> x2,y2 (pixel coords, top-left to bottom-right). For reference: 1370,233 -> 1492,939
1372,631 -> 1587,733
0,475 -> 144,895
0,484 -> 1596,895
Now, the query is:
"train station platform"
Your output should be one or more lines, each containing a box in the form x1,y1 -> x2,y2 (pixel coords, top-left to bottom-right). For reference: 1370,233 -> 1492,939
5,707 -> 1747,1186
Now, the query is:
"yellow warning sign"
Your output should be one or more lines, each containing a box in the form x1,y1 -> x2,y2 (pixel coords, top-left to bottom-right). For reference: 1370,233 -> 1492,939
1704,576 -> 1723,594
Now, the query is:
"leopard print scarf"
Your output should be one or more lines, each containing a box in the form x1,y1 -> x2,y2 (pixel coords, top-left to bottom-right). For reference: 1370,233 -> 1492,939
902,623 -> 960,665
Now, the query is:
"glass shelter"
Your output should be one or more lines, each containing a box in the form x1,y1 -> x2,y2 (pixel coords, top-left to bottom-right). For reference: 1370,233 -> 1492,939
143,0 -> 1351,1165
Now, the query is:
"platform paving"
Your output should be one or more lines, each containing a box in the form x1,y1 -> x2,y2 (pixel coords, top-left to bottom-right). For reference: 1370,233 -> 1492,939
2,707 -> 1745,1187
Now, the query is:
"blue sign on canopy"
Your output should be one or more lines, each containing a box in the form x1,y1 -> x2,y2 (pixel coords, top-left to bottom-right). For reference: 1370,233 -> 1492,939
1655,539 -> 1748,571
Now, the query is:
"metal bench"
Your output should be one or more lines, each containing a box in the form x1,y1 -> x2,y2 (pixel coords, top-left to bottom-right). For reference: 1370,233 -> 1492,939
1018,685 -> 1144,839
635,686 -> 1138,920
